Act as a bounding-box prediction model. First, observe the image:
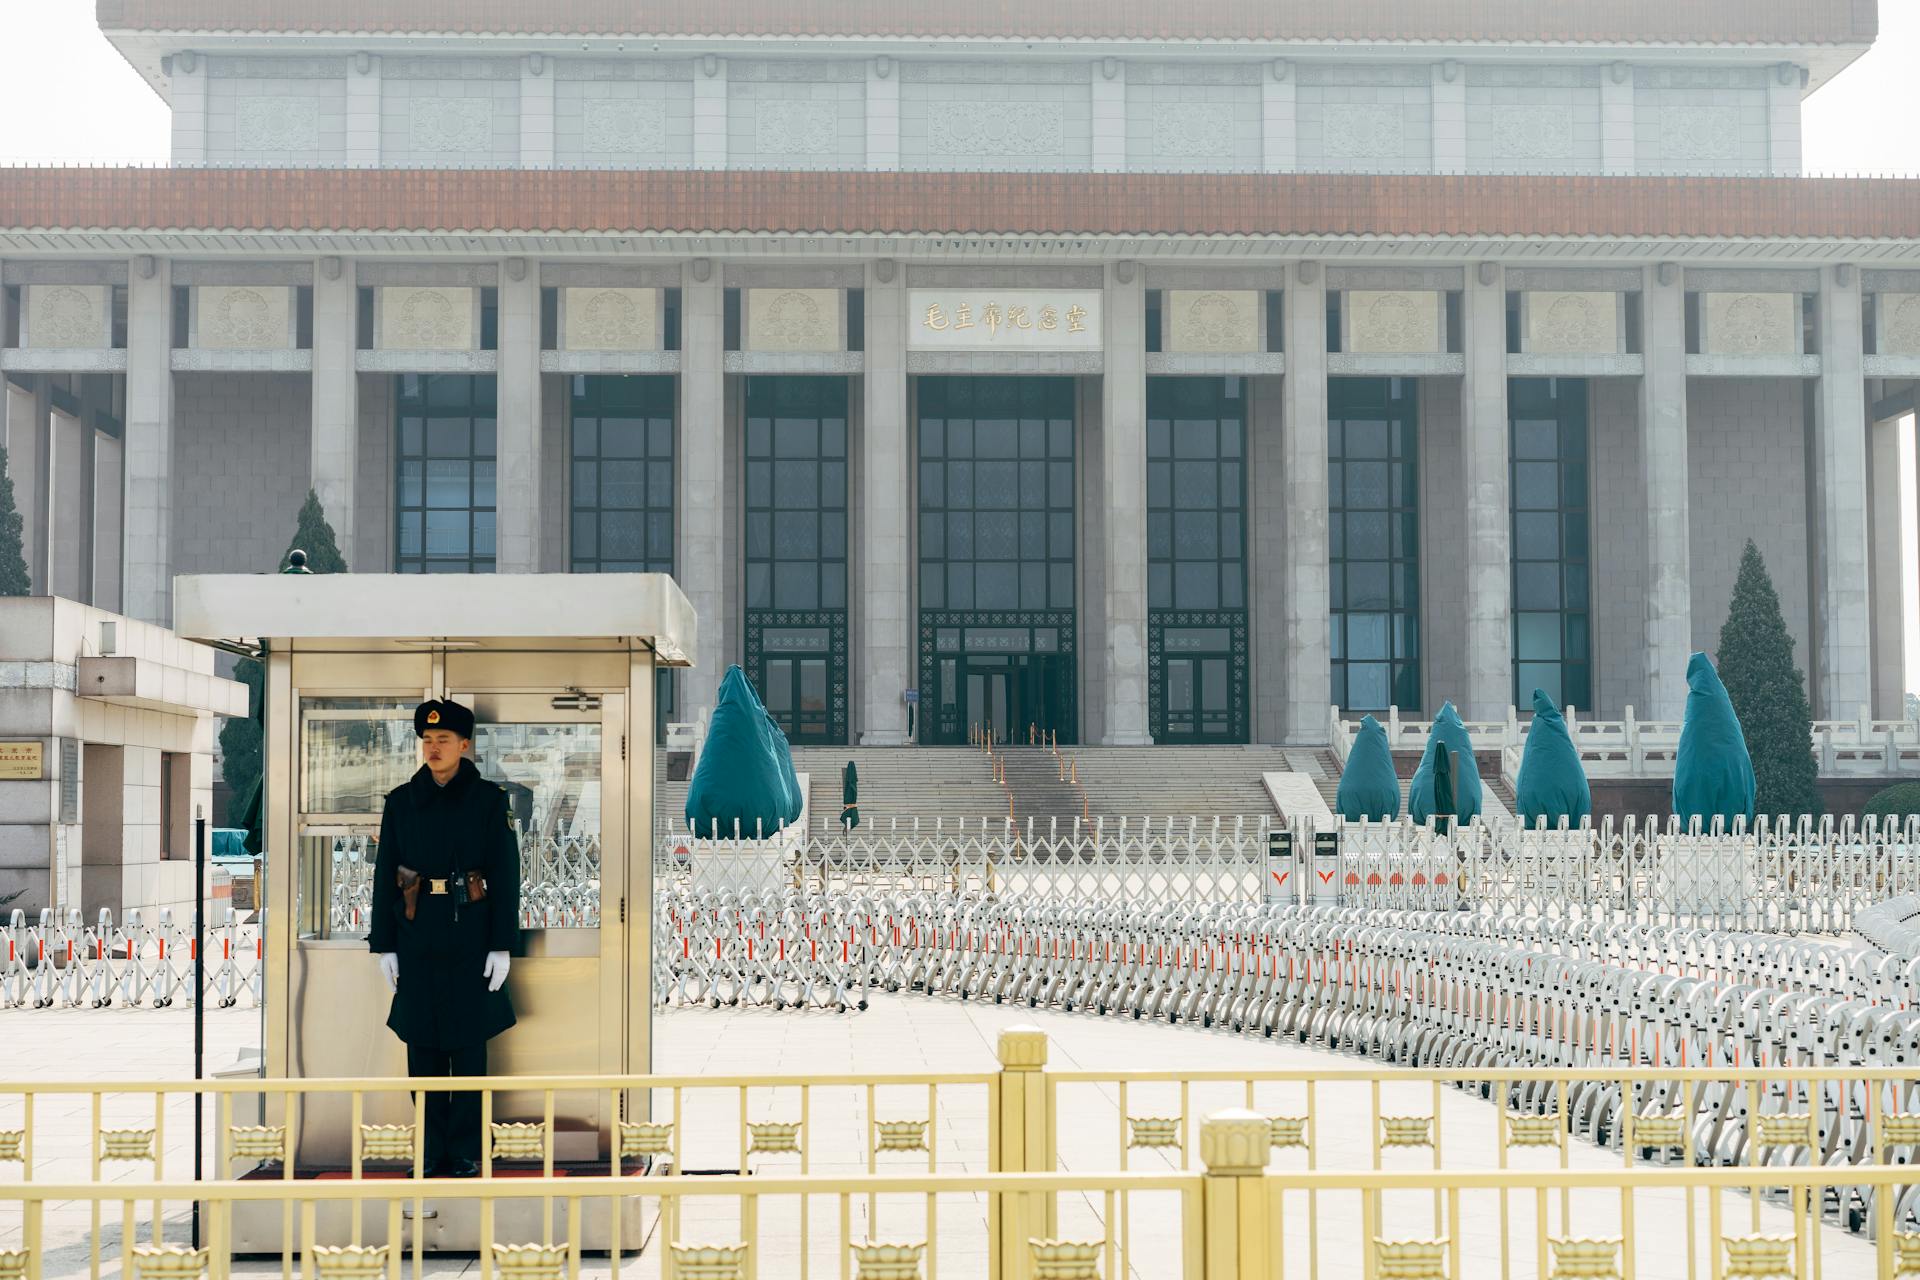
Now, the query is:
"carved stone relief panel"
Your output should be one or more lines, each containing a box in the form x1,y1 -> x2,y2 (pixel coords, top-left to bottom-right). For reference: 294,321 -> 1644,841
23,284 -> 111,349
1344,291 -> 1443,355
745,288 -> 843,353
194,285 -> 294,349
236,96 -> 321,153
927,102 -> 1065,157
561,288 -> 659,352
1491,106 -> 1574,162
408,97 -> 493,155
377,287 -> 476,351
1701,292 -> 1799,357
1659,106 -> 1741,162
1152,104 -> 1236,161
1522,292 -> 1619,356
583,99 -> 667,155
1876,293 -> 1920,358
753,100 -> 840,156
1164,290 -> 1260,354
1321,105 -> 1405,160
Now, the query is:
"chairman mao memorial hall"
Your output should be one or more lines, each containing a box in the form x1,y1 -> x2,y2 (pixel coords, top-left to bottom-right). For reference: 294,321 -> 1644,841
0,0 -> 1913,778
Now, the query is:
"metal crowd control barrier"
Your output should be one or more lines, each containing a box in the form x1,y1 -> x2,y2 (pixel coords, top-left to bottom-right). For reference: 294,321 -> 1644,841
3,1140 -> 1913,1280
0,907 -> 261,1010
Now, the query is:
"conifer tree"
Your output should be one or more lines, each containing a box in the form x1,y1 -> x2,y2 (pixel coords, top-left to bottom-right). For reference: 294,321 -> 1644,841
1714,540 -> 1821,819
0,447 -> 30,597
221,492 -> 348,842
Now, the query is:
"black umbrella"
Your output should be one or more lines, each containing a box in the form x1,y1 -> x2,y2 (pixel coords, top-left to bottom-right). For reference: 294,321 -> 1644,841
841,760 -> 860,830
1432,745 -> 1456,836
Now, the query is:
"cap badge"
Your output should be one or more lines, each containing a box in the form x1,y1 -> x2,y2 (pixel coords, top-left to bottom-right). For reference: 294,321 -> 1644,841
426,709 -> 441,725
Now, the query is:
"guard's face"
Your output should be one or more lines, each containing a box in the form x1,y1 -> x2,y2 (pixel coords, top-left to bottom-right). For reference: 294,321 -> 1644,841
420,729 -> 469,768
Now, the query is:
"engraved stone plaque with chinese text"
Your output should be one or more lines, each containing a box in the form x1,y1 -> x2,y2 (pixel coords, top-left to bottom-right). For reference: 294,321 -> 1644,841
908,290 -> 1103,352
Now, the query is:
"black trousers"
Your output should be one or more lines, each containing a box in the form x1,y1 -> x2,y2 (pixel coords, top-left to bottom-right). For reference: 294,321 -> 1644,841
406,1041 -> 488,1170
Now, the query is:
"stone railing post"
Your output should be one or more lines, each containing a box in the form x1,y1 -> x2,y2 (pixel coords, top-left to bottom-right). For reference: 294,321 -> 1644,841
994,1027 -> 1054,1280
1199,1110 -> 1272,1280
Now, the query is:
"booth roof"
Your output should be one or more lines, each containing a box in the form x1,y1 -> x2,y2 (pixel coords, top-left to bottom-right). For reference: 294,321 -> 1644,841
171,572 -> 695,662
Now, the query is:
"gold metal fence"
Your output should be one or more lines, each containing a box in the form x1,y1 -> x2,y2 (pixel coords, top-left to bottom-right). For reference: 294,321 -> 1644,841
3,1031 -> 1918,1195
1,1137 -> 1916,1280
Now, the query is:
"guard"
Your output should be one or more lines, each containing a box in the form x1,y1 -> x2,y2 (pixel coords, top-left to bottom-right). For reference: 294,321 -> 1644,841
368,699 -> 521,1177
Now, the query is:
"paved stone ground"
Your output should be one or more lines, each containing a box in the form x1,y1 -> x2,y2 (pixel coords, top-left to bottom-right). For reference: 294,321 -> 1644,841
0,1000 -> 1882,1279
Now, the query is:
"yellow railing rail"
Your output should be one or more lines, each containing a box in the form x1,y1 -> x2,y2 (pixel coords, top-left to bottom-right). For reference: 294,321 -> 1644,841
3,1149 -> 1916,1280
3,1032 -> 1919,1193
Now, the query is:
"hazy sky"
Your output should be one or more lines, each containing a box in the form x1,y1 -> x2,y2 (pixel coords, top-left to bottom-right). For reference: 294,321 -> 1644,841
0,1 -> 1917,170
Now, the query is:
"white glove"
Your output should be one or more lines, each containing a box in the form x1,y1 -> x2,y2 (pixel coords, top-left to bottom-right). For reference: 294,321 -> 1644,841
377,952 -> 400,992
483,951 -> 510,993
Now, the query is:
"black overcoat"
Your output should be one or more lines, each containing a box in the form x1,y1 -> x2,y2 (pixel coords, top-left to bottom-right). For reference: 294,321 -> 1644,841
368,758 -> 521,1050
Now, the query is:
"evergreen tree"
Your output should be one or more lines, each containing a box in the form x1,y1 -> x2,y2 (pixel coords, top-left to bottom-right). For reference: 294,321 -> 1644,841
1714,540 -> 1821,819
0,447 -> 30,597
220,492 -> 348,844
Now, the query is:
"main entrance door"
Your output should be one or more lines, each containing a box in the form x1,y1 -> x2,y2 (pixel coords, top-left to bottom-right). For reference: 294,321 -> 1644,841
916,376 -> 1078,744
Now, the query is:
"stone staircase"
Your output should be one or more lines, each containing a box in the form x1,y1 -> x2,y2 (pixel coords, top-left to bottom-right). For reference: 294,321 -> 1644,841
1065,745 -> 1292,822
790,746 -> 1007,832
996,746 -> 1088,829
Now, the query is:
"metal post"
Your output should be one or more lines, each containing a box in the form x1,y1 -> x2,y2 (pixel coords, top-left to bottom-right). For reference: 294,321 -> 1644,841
193,807 -> 206,1247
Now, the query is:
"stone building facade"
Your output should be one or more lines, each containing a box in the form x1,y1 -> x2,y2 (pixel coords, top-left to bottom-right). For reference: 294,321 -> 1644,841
0,0 -> 1913,753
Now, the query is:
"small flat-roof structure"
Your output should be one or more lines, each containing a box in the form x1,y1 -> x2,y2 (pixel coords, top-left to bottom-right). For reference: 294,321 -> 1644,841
173,572 -> 692,1241
174,572 -> 694,662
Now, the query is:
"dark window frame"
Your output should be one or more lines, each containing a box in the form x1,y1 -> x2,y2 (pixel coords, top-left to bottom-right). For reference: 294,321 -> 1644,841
393,373 -> 498,574
1509,376 -> 1592,711
1328,376 -> 1421,714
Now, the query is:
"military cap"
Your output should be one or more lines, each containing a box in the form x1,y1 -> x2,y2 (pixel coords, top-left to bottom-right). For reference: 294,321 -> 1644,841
414,699 -> 476,738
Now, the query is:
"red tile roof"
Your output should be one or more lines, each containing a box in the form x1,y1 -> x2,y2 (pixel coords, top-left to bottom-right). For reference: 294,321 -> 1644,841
3,168 -> 1918,242
95,0 -> 1878,46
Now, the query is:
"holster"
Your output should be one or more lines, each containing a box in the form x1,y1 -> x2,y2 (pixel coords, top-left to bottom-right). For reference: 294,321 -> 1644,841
396,865 -> 423,921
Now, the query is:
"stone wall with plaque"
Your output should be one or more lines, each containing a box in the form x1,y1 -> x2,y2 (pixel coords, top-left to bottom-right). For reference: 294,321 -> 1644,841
193,285 -> 295,350
0,741 -> 43,780
744,288 -> 843,353
1164,290 -> 1261,354
1522,291 -> 1621,355
1343,290 -> 1443,355
1700,291 -> 1800,357
375,286 -> 477,351
561,287 -> 660,351
908,290 -> 1102,351
23,285 -> 112,349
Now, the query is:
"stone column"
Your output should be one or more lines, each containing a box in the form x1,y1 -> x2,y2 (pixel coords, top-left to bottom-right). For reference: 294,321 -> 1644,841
858,262 -> 911,744
1091,61 -> 1125,171
693,58 -> 728,167
124,258 -> 175,626
1812,265 -> 1872,720
1768,63 -> 1803,175
865,58 -> 899,170
169,54 -> 207,165
679,267 -> 727,731
1261,61 -> 1296,172
1282,262 -> 1331,742
494,262 -> 542,574
1430,61 -> 1466,173
1639,264 -> 1692,718
346,54 -> 381,167
309,257 -> 359,567
1461,265 -> 1512,720
1601,62 -> 1635,175
1867,413 -> 1907,718
520,55 -> 555,168
1099,264 -> 1152,745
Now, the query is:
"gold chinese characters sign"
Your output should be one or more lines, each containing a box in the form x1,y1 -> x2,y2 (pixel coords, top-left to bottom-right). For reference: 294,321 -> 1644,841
908,290 -> 1102,352
0,742 -> 43,781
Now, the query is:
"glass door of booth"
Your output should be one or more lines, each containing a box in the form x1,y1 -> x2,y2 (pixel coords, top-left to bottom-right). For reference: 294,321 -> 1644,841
288,687 -> 628,1164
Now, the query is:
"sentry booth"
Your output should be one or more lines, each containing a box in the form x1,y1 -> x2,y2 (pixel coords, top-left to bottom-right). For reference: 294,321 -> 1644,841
174,572 -> 692,1244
